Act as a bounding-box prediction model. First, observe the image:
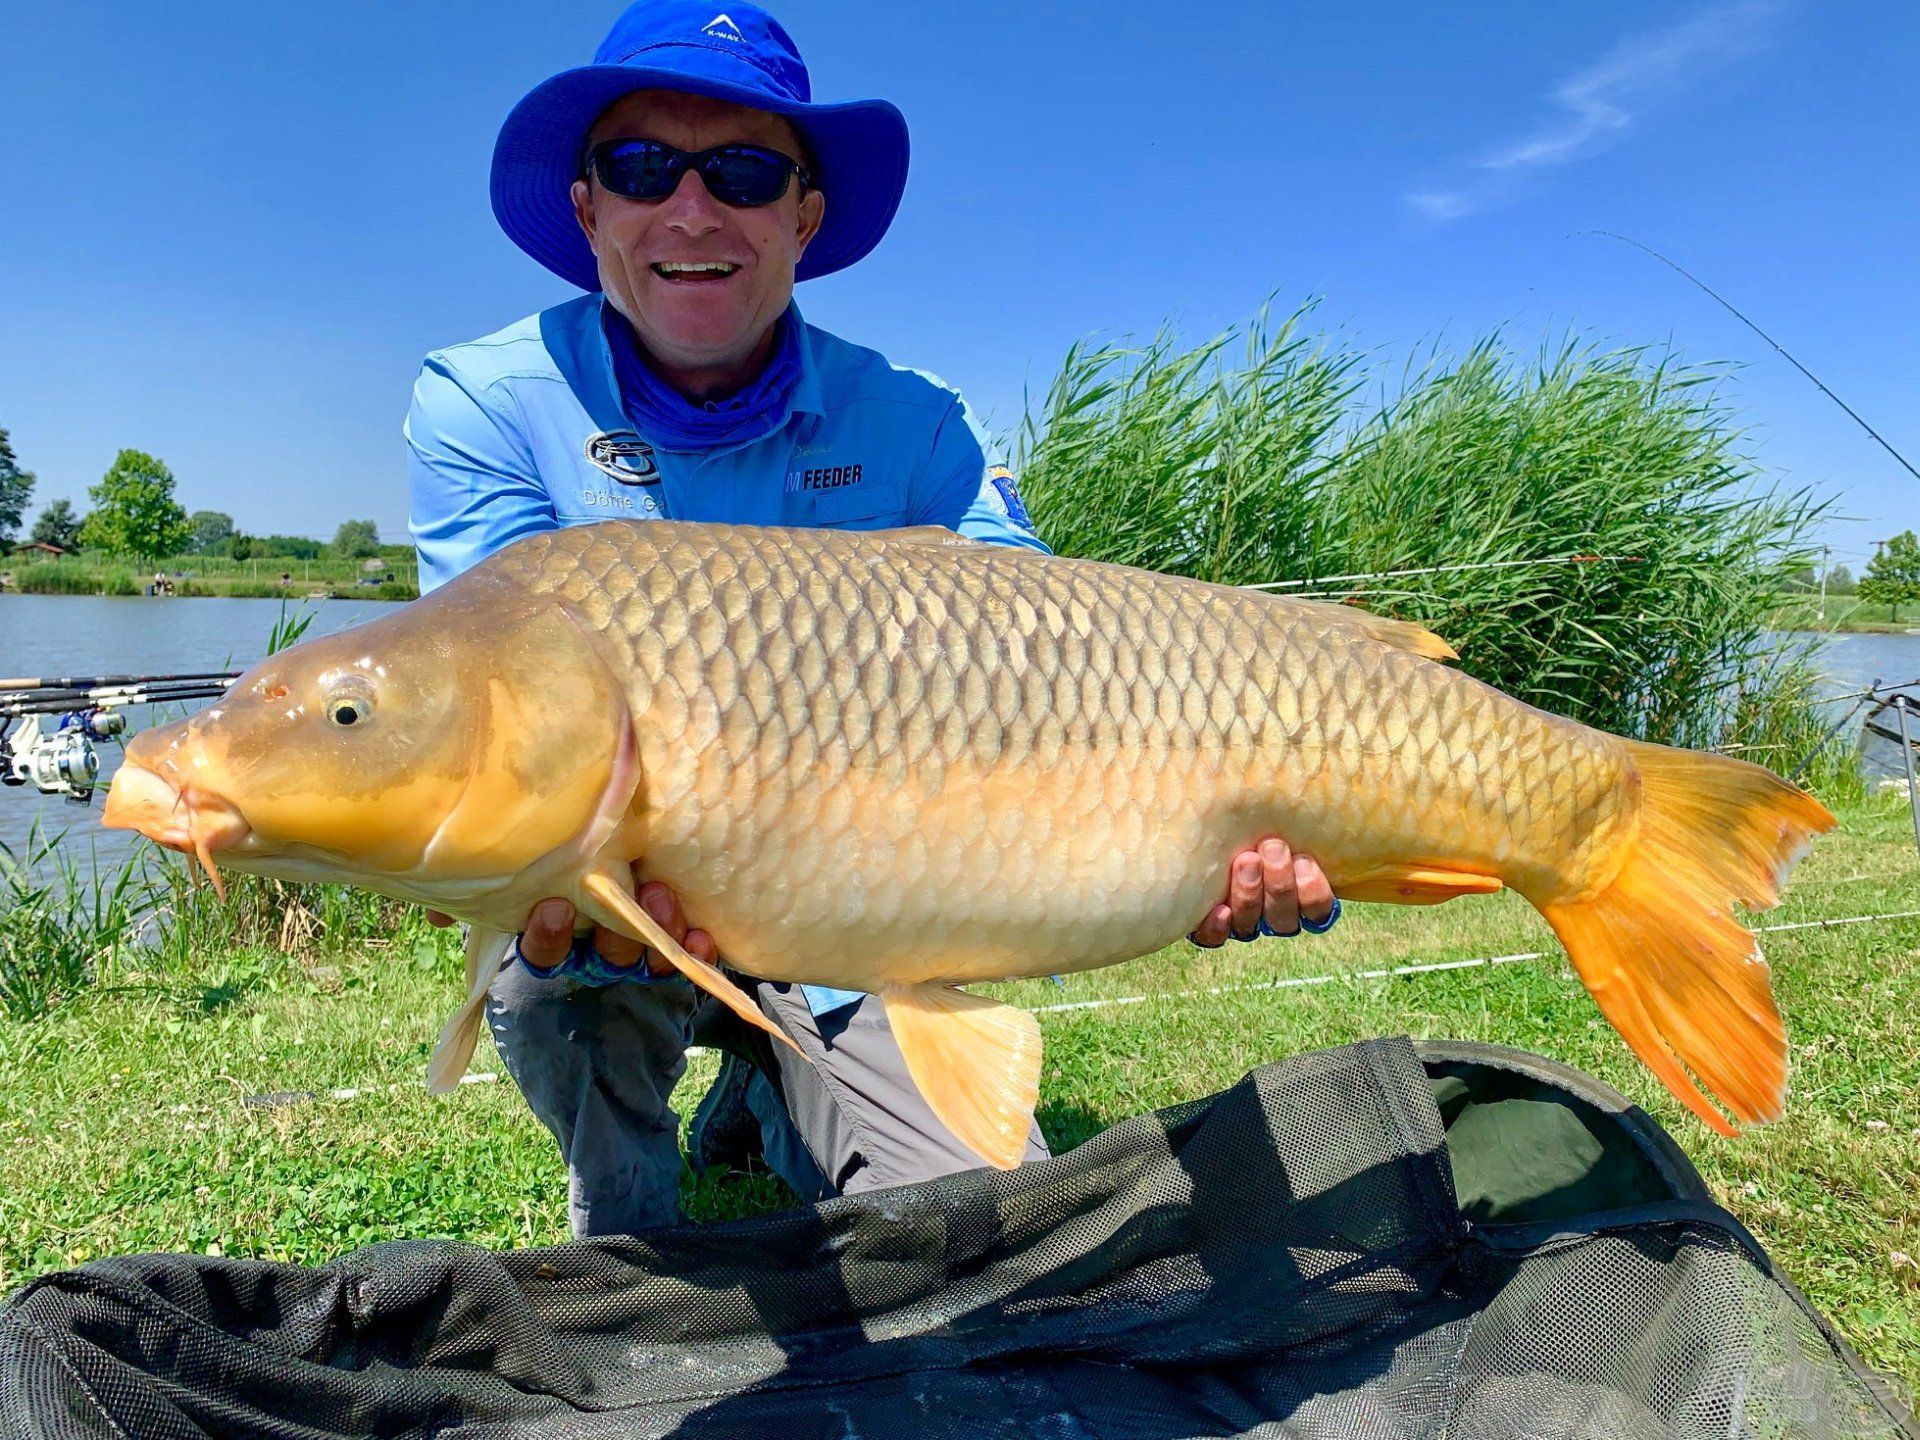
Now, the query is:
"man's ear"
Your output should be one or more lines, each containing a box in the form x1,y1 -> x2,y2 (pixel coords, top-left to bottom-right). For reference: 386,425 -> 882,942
571,178 -> 598,248
794,187 -> 825,258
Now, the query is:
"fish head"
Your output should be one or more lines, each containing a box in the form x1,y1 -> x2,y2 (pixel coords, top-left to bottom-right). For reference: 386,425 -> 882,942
102,569 -> 638,904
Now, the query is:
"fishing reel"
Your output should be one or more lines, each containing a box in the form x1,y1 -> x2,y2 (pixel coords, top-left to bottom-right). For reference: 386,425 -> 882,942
0,710 -> 122,803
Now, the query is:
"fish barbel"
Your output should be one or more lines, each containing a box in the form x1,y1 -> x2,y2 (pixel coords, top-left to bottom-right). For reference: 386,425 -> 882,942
103,521 -> 1834,1166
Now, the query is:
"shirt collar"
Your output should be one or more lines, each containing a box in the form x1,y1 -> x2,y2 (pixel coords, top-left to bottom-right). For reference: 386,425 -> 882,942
786,303 -> 825,421
592,295 -> 825,427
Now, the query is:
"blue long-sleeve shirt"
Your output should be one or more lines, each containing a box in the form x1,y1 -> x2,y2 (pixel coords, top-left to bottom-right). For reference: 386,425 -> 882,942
407,294 -> 1045,592
406,293 -> 1048,1012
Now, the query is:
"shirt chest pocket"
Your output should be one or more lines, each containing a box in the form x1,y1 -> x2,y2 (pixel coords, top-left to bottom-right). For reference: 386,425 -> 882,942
805,480 -> 910,530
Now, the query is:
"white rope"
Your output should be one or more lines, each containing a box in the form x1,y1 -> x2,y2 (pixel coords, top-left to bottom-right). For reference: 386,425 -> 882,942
1026,908 -> 1920,1017
144,909 -> 1920,1120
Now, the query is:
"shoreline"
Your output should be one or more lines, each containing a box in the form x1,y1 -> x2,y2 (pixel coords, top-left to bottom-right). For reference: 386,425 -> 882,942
1780,622 -> 1920,636
0,586 -> 413,604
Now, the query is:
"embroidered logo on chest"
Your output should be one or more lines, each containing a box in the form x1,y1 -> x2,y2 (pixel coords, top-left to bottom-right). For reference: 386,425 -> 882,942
584,430 -> 661,486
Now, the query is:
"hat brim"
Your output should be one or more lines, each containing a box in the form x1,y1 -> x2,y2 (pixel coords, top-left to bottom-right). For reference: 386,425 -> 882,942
491,65 -> 909,289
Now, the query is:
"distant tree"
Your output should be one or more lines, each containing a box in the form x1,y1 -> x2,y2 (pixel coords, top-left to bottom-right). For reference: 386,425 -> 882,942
1781,562 -> 1816,592
1859,531 -> 1920,622
188,509 -> 236,554
0,425 -> 34,552
253,534 -> 322,559
30,498 -> 81,551
1825,563 -> 1854,593
77,449 -> 192,558
229,533 -> 256,561
331,518 -> 381,559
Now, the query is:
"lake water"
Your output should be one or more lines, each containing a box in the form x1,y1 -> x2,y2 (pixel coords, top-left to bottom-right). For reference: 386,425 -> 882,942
1,594 -> 397,870
4,593 -> 1919,874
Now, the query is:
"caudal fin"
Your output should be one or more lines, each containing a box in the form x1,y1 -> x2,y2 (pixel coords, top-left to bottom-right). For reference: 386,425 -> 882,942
1540,741 -> 1835,1136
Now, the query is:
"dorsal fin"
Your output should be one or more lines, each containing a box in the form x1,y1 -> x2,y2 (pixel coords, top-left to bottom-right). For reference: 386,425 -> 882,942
1274,595 -> 1458,662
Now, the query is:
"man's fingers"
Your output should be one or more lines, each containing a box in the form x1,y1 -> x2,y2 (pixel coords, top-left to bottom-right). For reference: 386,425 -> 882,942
1190,902 -> 1234,949
683,928 -> 719,967
594,924 -> 645,969
636,880 -> 696,975
1294,853 -> 1336,926
1225,849 -> 1264,938
638,881 -> 688,940
1260,837 -> 1301,936
520,897 -> 575,969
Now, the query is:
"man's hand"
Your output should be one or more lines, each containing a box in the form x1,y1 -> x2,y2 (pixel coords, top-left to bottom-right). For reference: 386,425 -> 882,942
1190,838 -> 1336,946
424,862 -> 718,975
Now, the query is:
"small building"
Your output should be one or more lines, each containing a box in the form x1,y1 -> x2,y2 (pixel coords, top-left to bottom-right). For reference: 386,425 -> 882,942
21,541 -> 67,557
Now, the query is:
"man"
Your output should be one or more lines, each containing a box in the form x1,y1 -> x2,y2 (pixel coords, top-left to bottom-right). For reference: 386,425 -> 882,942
408,0 -> 1339,1239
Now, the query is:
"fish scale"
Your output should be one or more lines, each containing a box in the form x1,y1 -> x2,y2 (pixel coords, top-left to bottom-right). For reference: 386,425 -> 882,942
104,519 -> 1836,1162
493,522 -> 1630,988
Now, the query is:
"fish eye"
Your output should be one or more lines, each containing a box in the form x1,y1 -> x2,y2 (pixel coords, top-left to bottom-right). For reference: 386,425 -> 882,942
328,697 -> 368,727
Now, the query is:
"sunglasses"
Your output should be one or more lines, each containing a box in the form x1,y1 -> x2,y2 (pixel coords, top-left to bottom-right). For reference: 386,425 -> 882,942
584,138 -> 812,208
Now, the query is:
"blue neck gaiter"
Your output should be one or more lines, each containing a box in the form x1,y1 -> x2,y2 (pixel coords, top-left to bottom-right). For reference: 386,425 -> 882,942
604,301 -> 803,452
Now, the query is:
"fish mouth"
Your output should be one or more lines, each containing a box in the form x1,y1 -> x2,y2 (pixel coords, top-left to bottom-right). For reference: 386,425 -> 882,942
102,761 -> 251,900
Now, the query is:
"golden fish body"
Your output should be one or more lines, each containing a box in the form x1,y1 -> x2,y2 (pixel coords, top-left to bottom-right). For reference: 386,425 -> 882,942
106,520 -> 1834,1166
512,523 -> 1623,991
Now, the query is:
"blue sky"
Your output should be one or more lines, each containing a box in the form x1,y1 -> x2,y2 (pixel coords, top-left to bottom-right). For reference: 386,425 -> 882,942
2,0 -> 1913,570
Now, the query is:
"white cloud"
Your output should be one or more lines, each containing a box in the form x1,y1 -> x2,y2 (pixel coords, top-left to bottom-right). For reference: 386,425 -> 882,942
1408,0 -> 1781,221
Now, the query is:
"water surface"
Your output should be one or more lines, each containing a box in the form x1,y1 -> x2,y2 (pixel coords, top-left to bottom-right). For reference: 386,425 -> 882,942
1,595 -> 393,867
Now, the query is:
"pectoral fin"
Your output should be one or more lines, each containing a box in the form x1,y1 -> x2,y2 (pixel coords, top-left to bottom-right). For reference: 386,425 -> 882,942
580,870 -> 800,1056
1337,863 -> 1504,905
427,924 -> 515,1094
884,984 -> 1042,1171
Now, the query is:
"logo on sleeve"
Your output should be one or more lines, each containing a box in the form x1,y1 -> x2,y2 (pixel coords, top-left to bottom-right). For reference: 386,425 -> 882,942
584,430 -> 661,486
985,465 -> 1034,531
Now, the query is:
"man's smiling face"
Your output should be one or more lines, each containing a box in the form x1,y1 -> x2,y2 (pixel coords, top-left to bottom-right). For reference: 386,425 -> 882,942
571,89 -> 825,397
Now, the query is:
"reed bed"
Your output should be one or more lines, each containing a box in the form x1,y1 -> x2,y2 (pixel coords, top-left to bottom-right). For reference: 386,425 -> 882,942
5,554 -> 417,601
1018,303 -> 1841,787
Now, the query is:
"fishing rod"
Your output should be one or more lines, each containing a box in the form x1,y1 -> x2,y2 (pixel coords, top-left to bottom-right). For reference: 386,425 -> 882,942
1583,231 -> 1920,485
1243,553 -> 1645,593
0,681 -> 238,718
0,669 -> 243,803
0,670 -> 241,692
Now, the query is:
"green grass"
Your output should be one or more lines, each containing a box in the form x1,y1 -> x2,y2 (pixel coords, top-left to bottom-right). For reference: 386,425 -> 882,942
5,553 -> 418,601
1770,593 -> 1920,633
2,793 -> 1915,1384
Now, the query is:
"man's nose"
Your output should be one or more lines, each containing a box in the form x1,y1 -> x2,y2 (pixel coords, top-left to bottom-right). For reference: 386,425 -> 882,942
659,167 -> 723,234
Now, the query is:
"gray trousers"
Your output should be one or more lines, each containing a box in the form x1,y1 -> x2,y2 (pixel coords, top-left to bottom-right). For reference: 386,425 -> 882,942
486,966 -> 1050,1238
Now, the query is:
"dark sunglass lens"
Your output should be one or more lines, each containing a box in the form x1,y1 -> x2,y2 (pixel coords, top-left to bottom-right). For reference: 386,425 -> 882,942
702,149 -> 791,206
596,142 -> 681,201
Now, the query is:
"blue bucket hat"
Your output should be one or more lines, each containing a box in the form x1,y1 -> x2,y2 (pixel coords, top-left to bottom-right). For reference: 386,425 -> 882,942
491,0 -> 909,289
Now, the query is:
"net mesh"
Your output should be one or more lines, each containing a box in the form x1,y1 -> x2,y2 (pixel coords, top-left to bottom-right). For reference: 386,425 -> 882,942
3,1037 -> 1909,1439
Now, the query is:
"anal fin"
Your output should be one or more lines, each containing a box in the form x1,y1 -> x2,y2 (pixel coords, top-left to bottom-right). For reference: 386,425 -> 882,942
427,924 -> 515,1094
884,984 -> 1042,1171
580,870 -> 800,1056
1337,863 -> 1503,905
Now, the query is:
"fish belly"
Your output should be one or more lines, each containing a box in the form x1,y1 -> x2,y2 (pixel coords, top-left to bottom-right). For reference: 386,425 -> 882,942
501,523 -> 1635,991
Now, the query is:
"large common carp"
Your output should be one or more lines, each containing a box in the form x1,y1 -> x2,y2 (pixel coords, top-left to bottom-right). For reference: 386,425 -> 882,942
104,521 -> 1833,1166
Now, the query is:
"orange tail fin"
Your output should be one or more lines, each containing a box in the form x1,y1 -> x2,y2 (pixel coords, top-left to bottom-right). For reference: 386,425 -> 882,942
1540,740 -> 1836,1136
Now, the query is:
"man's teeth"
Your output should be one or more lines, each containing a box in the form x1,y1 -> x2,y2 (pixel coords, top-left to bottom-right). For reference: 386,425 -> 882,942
653,262 -> 738,276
